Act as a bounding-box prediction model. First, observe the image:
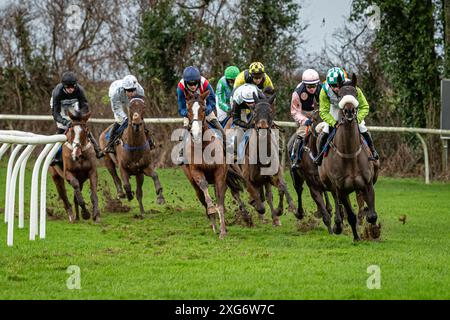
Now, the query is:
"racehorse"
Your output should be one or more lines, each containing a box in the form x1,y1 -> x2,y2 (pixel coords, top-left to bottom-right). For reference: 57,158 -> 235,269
239,93 -> 296,226
181,90 -> 228,238
49,111 -> 100,223
99,96 -> 165,218
288,100 -> 333,234
318,73 -> 380,241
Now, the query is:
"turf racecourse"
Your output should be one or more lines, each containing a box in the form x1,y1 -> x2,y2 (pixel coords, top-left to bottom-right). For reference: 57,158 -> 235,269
0,166 -> 449,300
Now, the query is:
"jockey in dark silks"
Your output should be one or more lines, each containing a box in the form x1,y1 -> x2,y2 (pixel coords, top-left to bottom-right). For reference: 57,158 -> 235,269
290,69 -> 322,168
50,71 -> 103,166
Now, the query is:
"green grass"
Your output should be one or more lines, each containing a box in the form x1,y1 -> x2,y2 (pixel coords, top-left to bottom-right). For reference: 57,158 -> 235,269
0,165 -> 449,299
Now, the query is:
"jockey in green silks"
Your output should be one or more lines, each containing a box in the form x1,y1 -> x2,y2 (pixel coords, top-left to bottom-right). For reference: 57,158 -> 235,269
315,67 -> 379,166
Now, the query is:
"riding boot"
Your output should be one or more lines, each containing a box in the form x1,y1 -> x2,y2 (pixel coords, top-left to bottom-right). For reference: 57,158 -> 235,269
291,135 -> 303,169
144,128 -> 156,150
88,131 -> 104,159
104,123 -> 121,154
314,132 -> 329,166
361,131 -> 379,160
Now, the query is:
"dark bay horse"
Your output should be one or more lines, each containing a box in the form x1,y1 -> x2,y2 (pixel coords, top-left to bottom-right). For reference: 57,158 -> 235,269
49,111 -> 99,222
318,74 -> 380,241
288,102 -> 333,234
99,97 -> 165,218
181,90 -> 228,238
239,93 -> 296,226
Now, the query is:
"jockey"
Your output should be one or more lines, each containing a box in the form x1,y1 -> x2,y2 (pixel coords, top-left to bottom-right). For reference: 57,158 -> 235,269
231,83 -> 261,129
315,67 -> 379,166
215,65 -> 240,126
290,68 -> 322,168
176,66 -> 224,162
103,74 -> 155,153
50,71 -> 103,165
233,62 -> 274,92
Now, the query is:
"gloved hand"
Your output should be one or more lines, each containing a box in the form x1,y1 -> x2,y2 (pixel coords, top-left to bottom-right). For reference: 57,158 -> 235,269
183,117 -> 190,129
304,119 -> 312,126
65,120 -> 73,128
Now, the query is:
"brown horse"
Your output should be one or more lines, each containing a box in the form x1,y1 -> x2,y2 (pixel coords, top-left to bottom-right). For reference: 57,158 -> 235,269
239,93 -> 296,226
49,111 -> 99,223
181,90 -> 228,238
288,102 -> 333,234
99,97 -> 165,218
318,74 -> 380,241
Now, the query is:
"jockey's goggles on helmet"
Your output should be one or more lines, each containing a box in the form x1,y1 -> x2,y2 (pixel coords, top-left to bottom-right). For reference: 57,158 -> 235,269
187,81 -> 199,87
125,88 -> 136,92
252,74 -> 263,80
64,84 -> 76,89
306,84 -> 317,89
226,78 -> 235,85
329,83 -> 339,88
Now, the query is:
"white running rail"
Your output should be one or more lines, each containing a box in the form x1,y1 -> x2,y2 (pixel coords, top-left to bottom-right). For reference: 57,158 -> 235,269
0,130 -> 67,247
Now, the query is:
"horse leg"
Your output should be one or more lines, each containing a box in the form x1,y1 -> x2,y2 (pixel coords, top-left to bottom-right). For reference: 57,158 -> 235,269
66,172 -> 90,220
192,170 -> 217,234
331,190 -> 343,235
245,179 -> 266,216
144,167 -> 165,205
105,155 -> 125,199
308,187 -> 333,234
119,167 -> 134,201
265,183 -> 281,227
361,183 -> 378,225
356,191 -> 365,225
290,168 -> 305,220
50,170 -> 74,223
74,194 -> 79,221
134,173 -> 145,218
89,169 -> 100,223
215,171 -> 227,239
338,191 -> 360,241
324,191 -> 333,216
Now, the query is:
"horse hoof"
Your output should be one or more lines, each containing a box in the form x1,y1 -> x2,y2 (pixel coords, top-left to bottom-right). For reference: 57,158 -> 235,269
68,214 -> 75,224
157,197 -> 166,205
314,210 -> 323,218
82,210 -> 91,220
274,208 -> 283,217
333,224 -> 343,235
207,206 -> 218,215
219,232 -> 226,239
294,209 -> 304,220
366,215 -> 377,224
126,192 -> 134,201
117,192 -> 126,199
272,218 -> 281,227
134,214 -> 144,219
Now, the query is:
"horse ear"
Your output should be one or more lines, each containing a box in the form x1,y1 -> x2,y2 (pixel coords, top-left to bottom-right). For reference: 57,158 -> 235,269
268,92 -> 276,105
201,90 -> 210,101
351,73 -> 357,87
337,73 -> 344,88
252,92 -> 259,104
81,111 -> 91,122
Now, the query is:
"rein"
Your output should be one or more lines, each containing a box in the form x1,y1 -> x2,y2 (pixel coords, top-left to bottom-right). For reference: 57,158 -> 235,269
329,119 -> 362,159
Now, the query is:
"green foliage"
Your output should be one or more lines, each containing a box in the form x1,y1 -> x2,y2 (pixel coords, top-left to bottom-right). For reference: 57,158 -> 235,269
1,167 -> 450,299
352,0 -> 441,128
134,0 -> 193,90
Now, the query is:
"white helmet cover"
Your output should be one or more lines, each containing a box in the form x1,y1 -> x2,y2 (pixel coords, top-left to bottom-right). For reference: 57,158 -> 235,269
302,69 -> 320,84
241,84 -> 259,103
122,75 -> 138,90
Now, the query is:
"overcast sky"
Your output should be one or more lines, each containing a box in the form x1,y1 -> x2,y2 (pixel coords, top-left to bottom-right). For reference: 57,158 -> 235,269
299,0 -> 354,55
0,0 -> 354,57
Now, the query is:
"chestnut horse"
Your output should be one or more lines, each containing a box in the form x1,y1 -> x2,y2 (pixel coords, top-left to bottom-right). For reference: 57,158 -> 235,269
318,74 -> 380,241
181,90 -> 228,238
99,97 -> 165,218
49,111 -> 99,222
288,100 -> 333,234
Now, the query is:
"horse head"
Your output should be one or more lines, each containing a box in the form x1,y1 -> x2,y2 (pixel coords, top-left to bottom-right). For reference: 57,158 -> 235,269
337,73 -> 359,123
67,111 -> 91,161
128,96 -> 145,134
186,90 -> 208,143
251,92 -> 276,131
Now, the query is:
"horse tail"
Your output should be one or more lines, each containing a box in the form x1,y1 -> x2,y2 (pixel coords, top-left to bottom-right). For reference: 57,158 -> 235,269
226,164 -> 245,193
